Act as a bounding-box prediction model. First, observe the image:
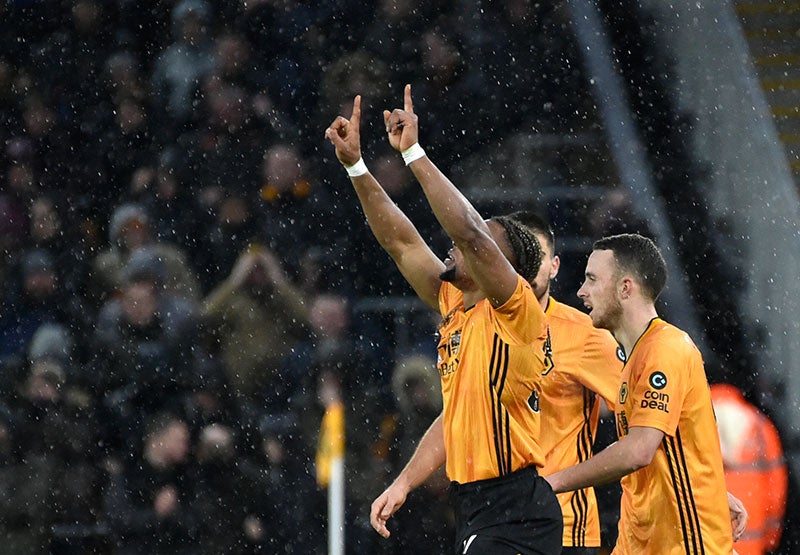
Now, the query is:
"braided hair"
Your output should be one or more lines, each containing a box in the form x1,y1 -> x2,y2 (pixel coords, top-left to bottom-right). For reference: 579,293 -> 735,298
490,215 -> 543,285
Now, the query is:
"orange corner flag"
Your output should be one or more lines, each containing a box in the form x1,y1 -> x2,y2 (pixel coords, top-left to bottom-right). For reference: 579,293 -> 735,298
316,401 -> 345,487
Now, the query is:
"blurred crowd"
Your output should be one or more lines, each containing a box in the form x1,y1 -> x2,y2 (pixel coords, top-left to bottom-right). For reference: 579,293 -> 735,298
0,0 -> 593,553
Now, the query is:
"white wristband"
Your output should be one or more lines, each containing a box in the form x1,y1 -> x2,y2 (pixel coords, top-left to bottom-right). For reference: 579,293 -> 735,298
401,143 -> 426,166
345,157 -> 368,177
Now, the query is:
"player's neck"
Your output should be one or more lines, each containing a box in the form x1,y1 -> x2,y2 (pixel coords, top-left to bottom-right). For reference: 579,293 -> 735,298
538,292 -> 550,311
462,288 -> 484,309
615,304 -> 659,354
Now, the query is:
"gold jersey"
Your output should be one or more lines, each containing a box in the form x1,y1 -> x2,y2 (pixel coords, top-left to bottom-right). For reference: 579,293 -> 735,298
540,298 -> 623,547
613,319 -> 734,555
437,276 -> 549,484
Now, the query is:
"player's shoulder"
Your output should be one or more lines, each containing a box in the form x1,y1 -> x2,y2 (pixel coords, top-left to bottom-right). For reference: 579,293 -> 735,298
439,281 -> 463,313
640,319 -> 699,355
548,298 -> 603,334
645,319 -> 692,342
548,297 -> 588,321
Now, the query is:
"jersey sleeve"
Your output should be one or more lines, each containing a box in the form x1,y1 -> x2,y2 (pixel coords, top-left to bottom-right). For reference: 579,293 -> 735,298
489,275 -> 546,345
627,341 -> 686,435
438,281 -> 462,316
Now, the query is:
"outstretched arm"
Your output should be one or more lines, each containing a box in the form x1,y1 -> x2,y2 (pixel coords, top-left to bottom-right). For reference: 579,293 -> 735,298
370,413 -> 445,539
545,426 -> 664,493
325,95 -> 444,310
384,85 -> 519,307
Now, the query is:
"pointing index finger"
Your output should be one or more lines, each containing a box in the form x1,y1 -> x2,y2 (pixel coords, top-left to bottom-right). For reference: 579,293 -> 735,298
404,84 -> 413,113
350,95 -> 361,128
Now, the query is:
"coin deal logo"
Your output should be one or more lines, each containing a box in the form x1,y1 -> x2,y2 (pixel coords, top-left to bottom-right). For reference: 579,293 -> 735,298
649,371 -> 667,390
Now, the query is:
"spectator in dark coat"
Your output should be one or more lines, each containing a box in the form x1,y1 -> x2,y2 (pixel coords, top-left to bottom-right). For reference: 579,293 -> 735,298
0,354 -> 105,554
0,249 -> 87,366
149,0 -> 215,137
90,203 -> 202,305
89,249 -> 197,451
189,423 -> 260,554
103,411 -> 199,555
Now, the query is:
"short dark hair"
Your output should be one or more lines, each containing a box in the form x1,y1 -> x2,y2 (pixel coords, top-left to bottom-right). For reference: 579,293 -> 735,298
490,215 -> 543,284
507,210 -> 555,253
593,233 -> 667,301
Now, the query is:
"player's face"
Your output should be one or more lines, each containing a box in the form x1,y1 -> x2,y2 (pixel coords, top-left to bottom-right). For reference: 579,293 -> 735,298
530,233 -> 559,301
577,249 -> 622,331
440,243 -> 462,283
440,222 -> 509,288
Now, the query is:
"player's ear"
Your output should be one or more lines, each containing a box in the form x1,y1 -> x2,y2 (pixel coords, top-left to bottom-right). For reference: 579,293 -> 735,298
619,276 -> 633,300
550,255 -> 561,280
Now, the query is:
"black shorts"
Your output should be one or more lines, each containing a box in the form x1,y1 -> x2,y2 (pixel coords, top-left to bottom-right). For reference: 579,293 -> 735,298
561,548 -> 600,555
448,466 -> 563,555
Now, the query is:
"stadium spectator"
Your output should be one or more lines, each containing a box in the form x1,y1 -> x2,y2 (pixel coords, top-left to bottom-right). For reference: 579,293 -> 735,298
711,383 -> 788,555
0,249 -> 86,364
89,249 -> 198,451
238,413 -> 323,553
192,188 -> 263,290
128,146 -> 207,262
189,423 -> 258,554
103,411 -> 199,555
90,203 -> 201,304
2,351 -> 105,553
276,292 -> 361,408
258,142 -> 349,281
299,352 -> 391,553
25,193 -> 89,298
200,245 -> 308,419
149,0 -> 215,136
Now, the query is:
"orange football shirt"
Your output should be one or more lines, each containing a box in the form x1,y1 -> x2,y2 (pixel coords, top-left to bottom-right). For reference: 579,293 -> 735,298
613,318 -> 734,555
437,276 -> 548,484
540,298 -> 623,547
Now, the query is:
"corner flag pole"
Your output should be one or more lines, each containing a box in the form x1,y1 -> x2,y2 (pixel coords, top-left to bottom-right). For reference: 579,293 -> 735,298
329,443 -> 345,555
317,401 -> 345,555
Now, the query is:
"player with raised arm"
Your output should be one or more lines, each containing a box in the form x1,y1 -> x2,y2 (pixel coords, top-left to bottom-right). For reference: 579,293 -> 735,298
370,210 -> 625,554
324,86 -> 562,554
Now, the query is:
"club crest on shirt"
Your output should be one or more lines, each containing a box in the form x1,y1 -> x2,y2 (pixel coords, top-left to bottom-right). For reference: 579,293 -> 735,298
619,381 -> 629,405
449,330 -> 462,357
437,330 -> 462,377
528,390 -> 540,413
542,327 -> 554,376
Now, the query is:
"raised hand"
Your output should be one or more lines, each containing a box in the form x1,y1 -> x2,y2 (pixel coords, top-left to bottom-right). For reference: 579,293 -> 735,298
255,248 -> 289,287
324,95 -> 362,167
228,251 -> 259,288
383,84 -> 419,152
